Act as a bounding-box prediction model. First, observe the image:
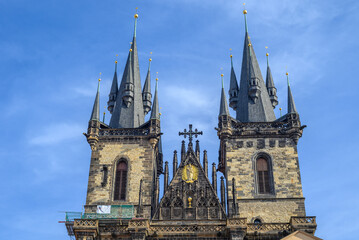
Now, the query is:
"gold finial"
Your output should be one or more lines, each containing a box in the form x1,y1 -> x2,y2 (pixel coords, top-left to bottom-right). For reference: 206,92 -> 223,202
279,107 -> 282,110
156,72 -> 159,81
129,49 -> 133,52
134,7 -> 139,18
286,72 -> 289,76
243,3 -> 247,14
98,72 -> 102,81
149,52 -> 152,62
248,43 -> 251,47
230,48 -> 233,58
265,46 -> 269,56
221,73 -> 224,77
188,196 -> 193,208
115,54 -> 118,64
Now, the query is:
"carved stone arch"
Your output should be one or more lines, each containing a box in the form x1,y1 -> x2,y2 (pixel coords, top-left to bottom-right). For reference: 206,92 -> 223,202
197,197 -> 207,207
161,197 -> 171,207
111,156 -> 130,202
251,216 -> 264,223
252,152 -> 275,195
209,197 -> 218,207
172,197 -> 183,207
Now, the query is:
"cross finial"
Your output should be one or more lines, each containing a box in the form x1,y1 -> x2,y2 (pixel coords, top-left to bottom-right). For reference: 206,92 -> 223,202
178,124 -> 203,143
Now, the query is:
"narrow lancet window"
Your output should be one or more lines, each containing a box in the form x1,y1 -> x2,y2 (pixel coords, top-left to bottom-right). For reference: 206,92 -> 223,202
256,157 -> 270,194
114,161 -> 128,200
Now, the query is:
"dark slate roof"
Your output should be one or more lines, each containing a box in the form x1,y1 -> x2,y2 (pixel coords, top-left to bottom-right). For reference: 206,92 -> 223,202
109,36 -> 145,128
109,62 -> 118,97
90,80 -> 100,121
287,80 -> 297,113
142,60 -> 151,96
236,32 -> 276,122
229,57 -> 239,94
150,79 -> 159,120
266,65 -> 275,89
219,80 -> 230,116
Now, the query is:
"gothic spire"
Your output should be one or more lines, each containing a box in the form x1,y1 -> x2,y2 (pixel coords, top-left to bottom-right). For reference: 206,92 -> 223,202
142,57 -> 152,115
109,11 -> 145,128
107,58 -> 118,114
236,9 -> 276,122
150,77 -> 160,120
265,49 -> 278,108
229,53 -> 239,110
287,73 -> 297,113
219,74 -> 230,116
90,77 -> 101,121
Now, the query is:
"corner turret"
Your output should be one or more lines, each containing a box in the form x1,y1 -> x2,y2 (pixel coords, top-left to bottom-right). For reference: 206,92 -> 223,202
229,54 -> 239,110
265,49 -> 278,108
142,57 -> 152,115
107,59 -> 118,113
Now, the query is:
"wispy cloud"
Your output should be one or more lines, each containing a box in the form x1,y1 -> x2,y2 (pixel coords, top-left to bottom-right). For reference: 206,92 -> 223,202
29,123 -> 83,145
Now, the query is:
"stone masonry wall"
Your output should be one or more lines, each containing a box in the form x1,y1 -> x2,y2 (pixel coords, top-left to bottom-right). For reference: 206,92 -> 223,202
85,137 -> 156,217
225,137 -> 305,222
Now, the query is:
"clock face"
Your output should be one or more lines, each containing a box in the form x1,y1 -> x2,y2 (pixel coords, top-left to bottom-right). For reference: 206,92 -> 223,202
97,205 -> 111,214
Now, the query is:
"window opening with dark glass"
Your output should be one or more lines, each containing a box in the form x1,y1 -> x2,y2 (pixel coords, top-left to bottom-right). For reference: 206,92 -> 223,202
114,161 -> 128,200
256,157 -> 270,194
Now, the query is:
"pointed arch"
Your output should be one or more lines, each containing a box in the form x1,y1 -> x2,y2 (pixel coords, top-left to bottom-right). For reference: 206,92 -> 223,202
114,159 -> 128,201
253,152 -> 275,195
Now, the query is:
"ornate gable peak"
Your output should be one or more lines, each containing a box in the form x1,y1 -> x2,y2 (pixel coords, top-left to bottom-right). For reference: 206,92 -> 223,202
153,143 -> 226,220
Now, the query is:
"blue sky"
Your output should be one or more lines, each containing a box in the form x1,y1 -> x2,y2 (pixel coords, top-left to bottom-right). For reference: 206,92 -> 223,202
1,0 -> 358,239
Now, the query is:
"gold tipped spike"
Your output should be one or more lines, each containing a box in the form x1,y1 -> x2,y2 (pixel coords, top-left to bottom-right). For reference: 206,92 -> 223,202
134,7 -> 139,18
286,72 -> 289,76
98,72 -> 102,81
221,73 -> 224,77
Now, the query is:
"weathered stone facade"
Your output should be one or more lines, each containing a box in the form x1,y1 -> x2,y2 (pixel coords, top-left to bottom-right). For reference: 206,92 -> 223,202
217,113 -> 307,225
85,139 -> 156,218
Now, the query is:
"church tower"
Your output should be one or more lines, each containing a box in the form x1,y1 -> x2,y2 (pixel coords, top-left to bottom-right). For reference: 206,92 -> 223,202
64,6 -> 319,240
217,8 -> 317,239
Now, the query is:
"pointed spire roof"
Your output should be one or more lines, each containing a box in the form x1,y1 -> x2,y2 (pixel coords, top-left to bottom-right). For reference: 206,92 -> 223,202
229,54 -> 239,94
143,58 -> 151,96
90,78 -> 100,121
150,78 -> 160,120
219,74 -> 230,116
265,53 -> 275,89
110,60 -> 118,96
109,12 -> 145,128
287,73 -> 297,113
236,9 -> 276,122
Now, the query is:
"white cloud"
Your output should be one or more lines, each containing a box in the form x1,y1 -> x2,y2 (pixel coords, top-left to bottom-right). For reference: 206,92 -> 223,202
29,123 -> 84,145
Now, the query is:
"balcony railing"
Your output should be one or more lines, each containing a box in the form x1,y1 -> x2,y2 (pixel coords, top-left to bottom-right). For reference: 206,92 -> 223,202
65,205 -> 134,221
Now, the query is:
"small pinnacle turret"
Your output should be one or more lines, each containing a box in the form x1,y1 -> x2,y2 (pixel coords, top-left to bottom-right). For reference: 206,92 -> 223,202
150,78 -> 160,120
265,50 -> 278,108
287,73 -> 297,113
107,60 -> 118,114
229,54 -> 239,110
142,57 -> 152,115
90,78 -> 101,121
219,74 -> 230,116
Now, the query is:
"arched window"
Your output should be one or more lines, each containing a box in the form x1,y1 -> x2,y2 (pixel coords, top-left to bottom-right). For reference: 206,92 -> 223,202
256,157 -> 270,194
114,161 -> 128,200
